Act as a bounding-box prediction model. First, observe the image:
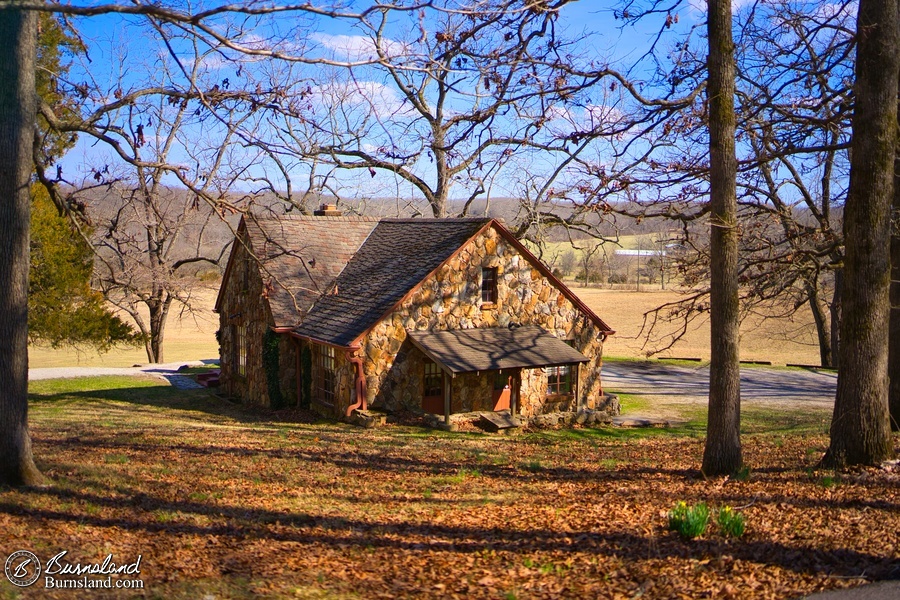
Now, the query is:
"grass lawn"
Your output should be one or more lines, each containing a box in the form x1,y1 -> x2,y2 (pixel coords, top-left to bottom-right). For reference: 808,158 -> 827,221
1,377 -> 897,599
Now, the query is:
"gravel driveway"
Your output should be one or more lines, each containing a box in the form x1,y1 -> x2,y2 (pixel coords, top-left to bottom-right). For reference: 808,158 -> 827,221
601,360 -> 838,413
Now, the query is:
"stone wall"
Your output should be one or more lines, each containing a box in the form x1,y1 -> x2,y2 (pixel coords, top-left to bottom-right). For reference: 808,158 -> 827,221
218,232 -> 297,407
357,224 -> 610,416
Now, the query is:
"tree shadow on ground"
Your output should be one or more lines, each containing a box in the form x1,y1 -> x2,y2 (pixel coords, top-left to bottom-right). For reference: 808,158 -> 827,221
3,484 -> 898,582
28,384 -> 326,426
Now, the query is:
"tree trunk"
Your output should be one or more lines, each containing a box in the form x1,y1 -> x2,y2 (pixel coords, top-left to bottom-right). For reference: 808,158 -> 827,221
889,71 -> 900,431
823,0 -> 898,467
805,281 -> 833,368
145,294 -> 172,364
0,8 -> 45,487
702,0 -> 742,477
830,267 -> 842,370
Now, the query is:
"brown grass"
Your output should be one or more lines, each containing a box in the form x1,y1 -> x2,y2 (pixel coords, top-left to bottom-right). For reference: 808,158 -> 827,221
576,287 -> 822,366
28,284 -> 822,368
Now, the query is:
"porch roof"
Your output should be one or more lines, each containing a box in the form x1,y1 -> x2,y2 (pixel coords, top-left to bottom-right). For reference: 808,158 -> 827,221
406,326 -> 589,375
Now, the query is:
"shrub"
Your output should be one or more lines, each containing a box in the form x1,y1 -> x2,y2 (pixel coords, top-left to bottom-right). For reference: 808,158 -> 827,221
716,505 -> 745,538
668,501 -> 709,539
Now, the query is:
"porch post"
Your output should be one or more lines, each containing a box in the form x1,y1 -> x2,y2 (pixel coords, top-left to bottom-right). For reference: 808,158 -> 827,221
511,369 -> 521,416
575,363 -> 581,410
444,373 -> 451,426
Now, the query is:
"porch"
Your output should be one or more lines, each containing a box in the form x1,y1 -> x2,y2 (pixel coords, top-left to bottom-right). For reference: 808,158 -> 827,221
406,325 -> 590,426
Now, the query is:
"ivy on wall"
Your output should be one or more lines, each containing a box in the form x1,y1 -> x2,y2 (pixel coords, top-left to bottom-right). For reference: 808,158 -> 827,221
262,329 -> 285,409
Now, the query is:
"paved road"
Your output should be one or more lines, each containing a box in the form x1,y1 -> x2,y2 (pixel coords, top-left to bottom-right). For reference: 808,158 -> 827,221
799,581 -> 900,600
29,360 -> 218,389
602,360 -> 838,410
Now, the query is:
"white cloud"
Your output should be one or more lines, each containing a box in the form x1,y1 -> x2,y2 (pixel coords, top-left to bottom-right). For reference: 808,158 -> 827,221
311,33 -> 409,61
310,79 -> 415,119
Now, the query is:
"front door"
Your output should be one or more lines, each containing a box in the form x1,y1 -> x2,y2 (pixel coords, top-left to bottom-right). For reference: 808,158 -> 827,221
492,372 -> 511,411
422,361 -> 445,414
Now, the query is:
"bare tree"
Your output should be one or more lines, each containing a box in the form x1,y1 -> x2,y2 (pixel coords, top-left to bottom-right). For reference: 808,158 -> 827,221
577,240 -> 603,288
701,0 -> 741,476
823,0 -> 898,468
892,105 -> 900,429
0,7 -> 45,486
0,0 -> 382,485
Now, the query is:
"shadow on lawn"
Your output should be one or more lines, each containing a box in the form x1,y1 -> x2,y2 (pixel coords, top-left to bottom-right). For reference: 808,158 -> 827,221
38,431 -> 900,503
2,484 -> 898,582
29,384 -> 325,426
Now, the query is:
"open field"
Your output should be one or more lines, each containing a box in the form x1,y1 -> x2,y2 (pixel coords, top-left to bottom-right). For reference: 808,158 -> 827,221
28,288 -> 221,368
2,377 -> 897,599
577,288 -> 822,366
28,285 -> 822,368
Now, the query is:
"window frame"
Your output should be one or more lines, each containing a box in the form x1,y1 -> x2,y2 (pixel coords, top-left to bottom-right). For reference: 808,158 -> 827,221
233,322 -> 247,378
545,364 -> 573,396
313,344 -> 337,406
423,360 -> 444,398
480,267 -> 498,304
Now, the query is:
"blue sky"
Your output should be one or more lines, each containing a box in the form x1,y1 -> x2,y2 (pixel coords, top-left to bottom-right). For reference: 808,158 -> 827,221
55,1 -> 835,208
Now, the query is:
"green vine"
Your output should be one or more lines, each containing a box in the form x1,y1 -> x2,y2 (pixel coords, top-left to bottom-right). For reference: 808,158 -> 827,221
262,330 -> 285,409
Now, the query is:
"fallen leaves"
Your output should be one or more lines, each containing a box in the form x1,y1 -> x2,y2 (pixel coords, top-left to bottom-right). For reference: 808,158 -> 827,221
2,388 -> 898,598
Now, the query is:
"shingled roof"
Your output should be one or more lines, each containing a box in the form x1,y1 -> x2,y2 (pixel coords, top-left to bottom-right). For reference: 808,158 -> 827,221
407,326 -> 589,374
227,214 -> 380,327
219,213 -> 613,344
293,218 -> 490,346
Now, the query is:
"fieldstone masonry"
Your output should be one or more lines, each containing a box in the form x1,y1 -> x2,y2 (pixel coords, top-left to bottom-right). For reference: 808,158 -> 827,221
356,226 -> 612,417
218,219 -> 615,422
218,233 -> 298,406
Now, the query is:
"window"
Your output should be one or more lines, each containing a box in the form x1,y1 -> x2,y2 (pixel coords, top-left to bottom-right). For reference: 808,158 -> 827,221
313,345 -> 336,405
233,323 -> 247,377
545,365 -> 572,396
481,267 -> 498,304
424,361 -> 443,397
493,372 -> 509,391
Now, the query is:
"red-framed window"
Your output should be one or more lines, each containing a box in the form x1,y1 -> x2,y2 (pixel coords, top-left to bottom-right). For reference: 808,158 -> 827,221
545,364 -> 573,396
481,267 -> 498,303
313,344 -> 336,405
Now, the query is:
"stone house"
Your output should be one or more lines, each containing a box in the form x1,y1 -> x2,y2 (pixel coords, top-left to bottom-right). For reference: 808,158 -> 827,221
215,208 -> 617,424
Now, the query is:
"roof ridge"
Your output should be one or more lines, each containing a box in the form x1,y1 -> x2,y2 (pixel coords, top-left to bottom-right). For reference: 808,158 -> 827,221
251,214 -> 381,222
379,217 -> 492,223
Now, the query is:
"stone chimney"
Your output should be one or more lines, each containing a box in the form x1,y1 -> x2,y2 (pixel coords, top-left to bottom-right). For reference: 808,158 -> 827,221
313,203 -> 342,216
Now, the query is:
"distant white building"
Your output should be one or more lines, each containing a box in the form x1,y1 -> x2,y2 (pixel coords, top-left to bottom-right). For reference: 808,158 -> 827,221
614,249 -> 666,257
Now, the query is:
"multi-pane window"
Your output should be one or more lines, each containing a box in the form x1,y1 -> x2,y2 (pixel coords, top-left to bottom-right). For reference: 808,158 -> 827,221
545,364 -> 572,396
234,323 -> 247,377
314,345 -> 336,405
481,267 -> 498,303
424,361 -> 443,397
